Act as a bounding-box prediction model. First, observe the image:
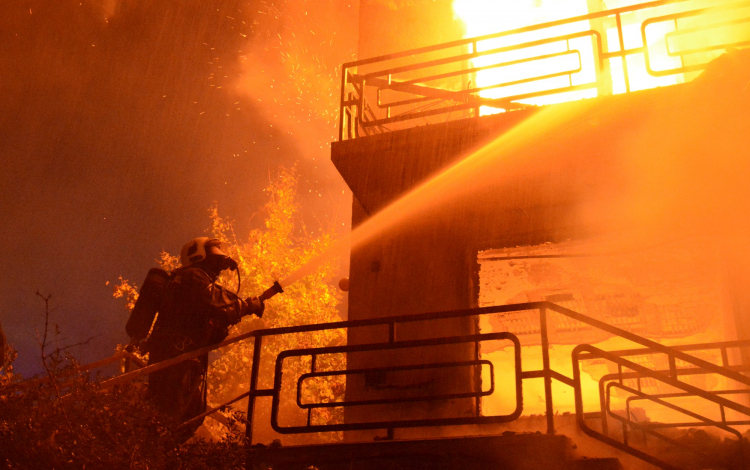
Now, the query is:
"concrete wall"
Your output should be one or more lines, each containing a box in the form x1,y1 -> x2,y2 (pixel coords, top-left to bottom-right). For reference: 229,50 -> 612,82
332,84 -> 682,437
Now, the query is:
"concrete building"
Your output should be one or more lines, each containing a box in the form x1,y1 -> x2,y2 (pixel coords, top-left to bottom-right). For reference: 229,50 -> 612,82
331,0 -> 750,455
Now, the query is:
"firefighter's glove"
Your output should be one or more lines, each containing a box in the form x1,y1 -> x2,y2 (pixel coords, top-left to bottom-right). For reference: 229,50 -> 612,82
125,338 -> 143,354
246,296 -> 265,318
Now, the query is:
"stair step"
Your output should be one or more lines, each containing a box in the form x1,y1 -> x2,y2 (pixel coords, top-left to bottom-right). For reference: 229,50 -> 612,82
252,433 -> 578,470
571,458 -> 623,470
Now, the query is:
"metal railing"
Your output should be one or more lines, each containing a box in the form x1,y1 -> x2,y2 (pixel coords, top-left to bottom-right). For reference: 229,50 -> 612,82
574,340 -> 750,470
271,332 -> 519,435
338,0 -> 750,140
13,301 -> 750,470
1,350 -> 146,396
243,302 -> 750,469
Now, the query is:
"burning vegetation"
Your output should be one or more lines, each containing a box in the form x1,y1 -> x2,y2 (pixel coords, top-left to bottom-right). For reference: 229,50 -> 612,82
113,167 -> 347,444
1,168 -> 346,467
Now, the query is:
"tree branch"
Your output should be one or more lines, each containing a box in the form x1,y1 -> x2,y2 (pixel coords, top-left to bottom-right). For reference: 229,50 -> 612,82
54,335 -> 98,354
36,291 -> 74,433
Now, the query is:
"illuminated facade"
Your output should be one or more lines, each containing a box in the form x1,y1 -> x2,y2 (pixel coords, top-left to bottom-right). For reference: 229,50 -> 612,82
333,0 -> 750,461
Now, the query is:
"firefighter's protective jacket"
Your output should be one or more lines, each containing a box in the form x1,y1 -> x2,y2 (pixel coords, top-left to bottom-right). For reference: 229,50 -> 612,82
145,265 -> 254,431
148,266 -> 250,356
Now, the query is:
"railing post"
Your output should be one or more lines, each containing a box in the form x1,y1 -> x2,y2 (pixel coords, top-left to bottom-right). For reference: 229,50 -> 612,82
721,347 -> 729,367
624,398 -> 631,446
540,306 -> 555,434
245,334 -> 263,445
347,92 -> 355,140
674,18 -> 684,71
566,39 -> 573,88
599,373 -> 609,436
386,74 -> 392,119
668,355 -> 677,379
307,354 -> 317,427
471,41 -> 479,117
338,66 -> 348,141
357,79 -> 365,138
615,13 -> 631,92
586,0 -> 613,97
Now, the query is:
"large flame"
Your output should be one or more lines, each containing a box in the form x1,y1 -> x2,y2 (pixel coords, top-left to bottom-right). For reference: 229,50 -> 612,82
453,0 -> 596,114
451,0 -> 687,115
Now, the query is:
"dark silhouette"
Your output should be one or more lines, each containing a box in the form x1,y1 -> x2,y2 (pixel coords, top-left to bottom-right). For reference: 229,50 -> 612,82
128,237 -> 264,435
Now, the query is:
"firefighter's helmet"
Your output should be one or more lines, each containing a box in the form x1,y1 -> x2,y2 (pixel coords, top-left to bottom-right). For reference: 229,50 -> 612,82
180,237 -> 226,267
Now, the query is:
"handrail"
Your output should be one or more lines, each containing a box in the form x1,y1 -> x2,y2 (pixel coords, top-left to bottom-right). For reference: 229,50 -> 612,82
244,302 -> 750,469
2,351 -> 145,395
57,301 -> 750,399
627,387 -> 750,428
338,0 -> 750,139
572,344 -> 749,470
13,299 -> 750,470
577,338 -> 750,363
545,303 -> 750,388
28,301 -> 749,414
343,0 -> 691,69
610,381 -> 742,470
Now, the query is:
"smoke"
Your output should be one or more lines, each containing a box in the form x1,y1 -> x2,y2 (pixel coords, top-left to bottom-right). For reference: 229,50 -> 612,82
601,48 -> 750,258
234,0 -> 358,160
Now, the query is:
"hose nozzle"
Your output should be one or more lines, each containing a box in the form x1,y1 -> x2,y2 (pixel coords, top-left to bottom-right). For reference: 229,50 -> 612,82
259,280 -> 284,302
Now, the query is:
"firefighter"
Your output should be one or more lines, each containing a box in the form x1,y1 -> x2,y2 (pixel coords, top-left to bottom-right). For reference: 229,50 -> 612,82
142,237 -> 264,435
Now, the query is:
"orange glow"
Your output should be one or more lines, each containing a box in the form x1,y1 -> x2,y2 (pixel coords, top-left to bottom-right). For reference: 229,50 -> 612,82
449,1 -> 750,113
452,0 -> 598,114
446,0 -> 750,424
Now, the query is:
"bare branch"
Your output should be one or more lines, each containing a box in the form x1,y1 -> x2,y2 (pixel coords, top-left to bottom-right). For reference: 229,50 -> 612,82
36,291 -> 52,358
54,335 -> 98,354
36,291 -> 74,432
